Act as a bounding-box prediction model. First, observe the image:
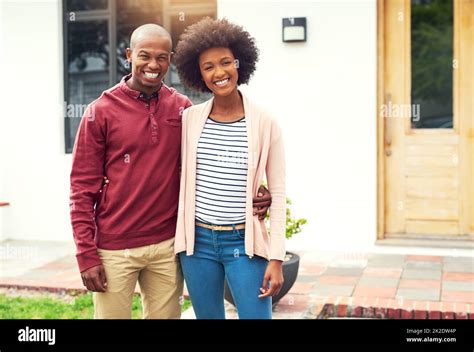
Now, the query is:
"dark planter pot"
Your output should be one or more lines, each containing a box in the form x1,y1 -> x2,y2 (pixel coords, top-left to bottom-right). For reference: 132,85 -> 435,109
224,251 -> 300,306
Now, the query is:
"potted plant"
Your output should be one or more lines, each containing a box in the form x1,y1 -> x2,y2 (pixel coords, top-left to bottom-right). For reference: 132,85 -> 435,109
224,198 -> 307,306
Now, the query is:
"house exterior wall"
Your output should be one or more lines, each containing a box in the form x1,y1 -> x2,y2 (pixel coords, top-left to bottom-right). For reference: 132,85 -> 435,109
0,0 -> 377,251
0,0 -> 71,243
0,0 -> 4,235
218,0 -> 377,251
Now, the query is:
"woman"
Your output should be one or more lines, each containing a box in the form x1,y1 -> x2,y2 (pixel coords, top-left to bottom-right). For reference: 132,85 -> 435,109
174,17 -> 286,319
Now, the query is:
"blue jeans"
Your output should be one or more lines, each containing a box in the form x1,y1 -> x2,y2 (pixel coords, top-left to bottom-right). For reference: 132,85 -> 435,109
179,225 -> 272,319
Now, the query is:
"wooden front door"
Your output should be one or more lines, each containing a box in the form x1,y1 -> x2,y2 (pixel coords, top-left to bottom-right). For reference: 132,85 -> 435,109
378,0 -> 473,238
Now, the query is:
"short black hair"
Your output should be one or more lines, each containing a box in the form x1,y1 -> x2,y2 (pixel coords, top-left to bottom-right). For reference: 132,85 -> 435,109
174,17 -> 259,93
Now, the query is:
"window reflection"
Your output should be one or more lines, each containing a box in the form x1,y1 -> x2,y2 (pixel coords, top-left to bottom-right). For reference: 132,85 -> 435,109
64,0 -> 217,152
169,12 -> 214,103
66,20 -> 109,151
66,0 -> 108,12
116,0 -> 164,80
411,0 -> 453,128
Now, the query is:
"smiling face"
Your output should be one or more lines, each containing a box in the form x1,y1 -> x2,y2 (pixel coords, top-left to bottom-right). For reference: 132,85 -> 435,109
199,47 -> 239,97
126,35 -> 172,94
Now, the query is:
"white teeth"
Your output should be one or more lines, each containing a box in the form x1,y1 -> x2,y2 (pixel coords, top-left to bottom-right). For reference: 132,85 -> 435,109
215,78 -> 229,86
145,72 -> 159,79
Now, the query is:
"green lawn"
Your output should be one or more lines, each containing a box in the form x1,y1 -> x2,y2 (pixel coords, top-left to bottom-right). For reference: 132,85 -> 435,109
0,292 -> 191,319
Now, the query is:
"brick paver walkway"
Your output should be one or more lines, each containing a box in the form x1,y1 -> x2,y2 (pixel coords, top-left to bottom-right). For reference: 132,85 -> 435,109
1,240 -> 472,319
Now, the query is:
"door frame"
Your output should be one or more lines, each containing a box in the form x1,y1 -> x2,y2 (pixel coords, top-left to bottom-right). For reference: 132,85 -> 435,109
377,0 -> 474,239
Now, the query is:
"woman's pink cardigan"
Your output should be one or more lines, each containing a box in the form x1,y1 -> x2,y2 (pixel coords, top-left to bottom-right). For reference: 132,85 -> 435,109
174,91 -> 286,261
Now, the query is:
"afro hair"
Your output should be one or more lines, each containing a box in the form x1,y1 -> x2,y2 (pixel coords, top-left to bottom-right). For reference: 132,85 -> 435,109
174,17 -> 259,93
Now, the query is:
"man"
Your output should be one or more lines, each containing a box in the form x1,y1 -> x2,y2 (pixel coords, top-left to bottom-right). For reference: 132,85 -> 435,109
70,24 -> 271,319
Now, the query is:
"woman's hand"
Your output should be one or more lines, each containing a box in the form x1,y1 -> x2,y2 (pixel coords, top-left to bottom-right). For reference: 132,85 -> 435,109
258,260 -> 284,298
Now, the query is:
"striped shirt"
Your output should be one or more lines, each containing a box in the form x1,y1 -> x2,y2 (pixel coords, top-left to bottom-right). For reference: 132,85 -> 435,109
195,116 -> 248,225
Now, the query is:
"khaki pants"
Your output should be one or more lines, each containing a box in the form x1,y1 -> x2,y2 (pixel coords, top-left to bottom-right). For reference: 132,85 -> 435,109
93,237 -> 183,319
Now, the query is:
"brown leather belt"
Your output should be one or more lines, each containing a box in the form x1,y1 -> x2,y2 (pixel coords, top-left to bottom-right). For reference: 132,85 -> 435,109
195,221 -> 245,231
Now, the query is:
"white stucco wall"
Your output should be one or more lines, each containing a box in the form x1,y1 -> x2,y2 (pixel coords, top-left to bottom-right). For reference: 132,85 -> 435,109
0,0 -> 377,252
0,0 -> 71,242
0,0 -> 4,236
218,0 -> 377,251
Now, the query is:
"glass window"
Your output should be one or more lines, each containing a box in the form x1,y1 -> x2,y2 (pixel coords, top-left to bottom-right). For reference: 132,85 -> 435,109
65,20 -> 110,152
64,0 -> 216,152
169,12 -> 214,103
116,0 -> 164,80
411,0 -> 453,129
66,0 -> 108,12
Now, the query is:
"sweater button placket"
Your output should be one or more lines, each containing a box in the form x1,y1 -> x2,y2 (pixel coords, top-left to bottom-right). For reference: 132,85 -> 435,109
150,113 -> 158,144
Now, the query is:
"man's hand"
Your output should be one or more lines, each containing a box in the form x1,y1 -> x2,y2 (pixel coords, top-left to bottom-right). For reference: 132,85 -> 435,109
258,260 -> 284,298
81,264 -> 107,292
252,185 -> 272,220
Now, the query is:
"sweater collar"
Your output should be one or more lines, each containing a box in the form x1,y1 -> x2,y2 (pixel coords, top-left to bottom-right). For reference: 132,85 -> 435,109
119,74 -> 162,100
